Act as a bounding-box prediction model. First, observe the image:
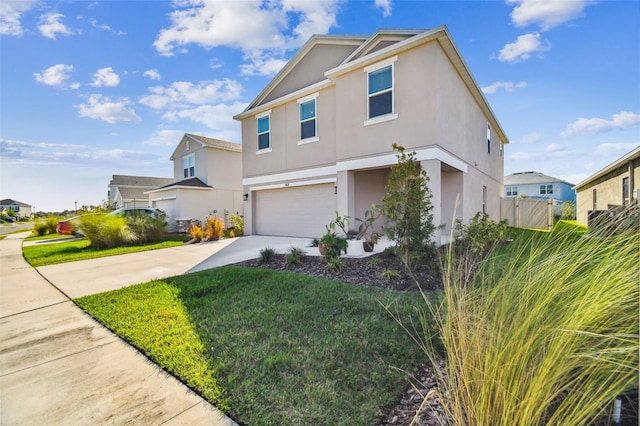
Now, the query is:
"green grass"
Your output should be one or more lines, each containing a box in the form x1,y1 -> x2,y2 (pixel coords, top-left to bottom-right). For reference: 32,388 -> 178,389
76,267 -> 435,425
23,234 -> 188,267
421,217 -> 639,425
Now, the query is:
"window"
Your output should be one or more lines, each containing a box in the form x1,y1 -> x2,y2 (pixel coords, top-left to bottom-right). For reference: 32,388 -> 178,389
487,124 -> 491,154
506,186 -> 518,197
299,96 -> 317,141
593,189 -> 598,210
482,186 -> 487,214
183,154 -> 195,178
540,184 -> 553,195
257,114 -> 270,151
622,177 -> 630,205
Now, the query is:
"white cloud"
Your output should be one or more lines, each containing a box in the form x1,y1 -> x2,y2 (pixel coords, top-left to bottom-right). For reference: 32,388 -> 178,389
593,142 -> 640,157
481,81 -> 527,94
142,129 -> 186,147
90,67 -> 120,87
38,12 -> 73,39
375,0 -> 392,17
139,79 -> 243,109
162,102 -> 247,143
507,0 -> 590,31
545,143 -> 564,152
143,69 -> 161,80
520,132 -> 543,144
239,55 -> 288,77
33,64 -> 76,87
153,0 -> 343,76
498,33 -> 549,62
0,0 -> 38,36
561,111 -> 640,137
76,94 -> 141,124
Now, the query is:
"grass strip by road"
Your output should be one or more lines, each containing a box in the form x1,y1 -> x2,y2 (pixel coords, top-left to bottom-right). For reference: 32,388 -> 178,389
23,235 -> 188,267
76,266 -> 436,425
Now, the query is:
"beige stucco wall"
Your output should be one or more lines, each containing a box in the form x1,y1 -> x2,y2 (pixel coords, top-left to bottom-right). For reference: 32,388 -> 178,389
206,148 -> 243,191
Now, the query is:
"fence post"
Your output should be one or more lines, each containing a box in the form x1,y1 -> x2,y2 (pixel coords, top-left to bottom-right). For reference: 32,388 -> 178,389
547,199 -> 554,230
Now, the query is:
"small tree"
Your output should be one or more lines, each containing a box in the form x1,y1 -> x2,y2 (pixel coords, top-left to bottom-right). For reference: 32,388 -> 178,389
560,201 -> 576,220
379,144 -> 437,272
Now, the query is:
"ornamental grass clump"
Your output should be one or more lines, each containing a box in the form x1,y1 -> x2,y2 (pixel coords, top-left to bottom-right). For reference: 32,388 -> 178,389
78,214 -> 135,248
417,207 -> 639,425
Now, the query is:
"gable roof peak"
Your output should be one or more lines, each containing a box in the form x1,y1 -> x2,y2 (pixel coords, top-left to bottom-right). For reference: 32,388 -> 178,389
170,133 -> 241,160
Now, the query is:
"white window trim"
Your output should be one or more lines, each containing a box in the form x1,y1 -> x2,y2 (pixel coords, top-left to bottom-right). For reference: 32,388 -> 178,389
183,153 -> 195,178
298,93 -> 319,144
364,56 -> 398,125
256,109 -> 272,153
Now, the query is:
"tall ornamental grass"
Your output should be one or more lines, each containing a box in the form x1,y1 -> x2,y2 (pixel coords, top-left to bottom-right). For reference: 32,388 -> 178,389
78,214 -> 135,248
422,211 -> 638,425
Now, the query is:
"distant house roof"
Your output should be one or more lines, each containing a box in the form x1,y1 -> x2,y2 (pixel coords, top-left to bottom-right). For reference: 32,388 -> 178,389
505,171 -> 574,186
573,146 -> 640,190
117,187 -> 153,200
0,198 -> 31,207
109,175 -> 173,188
170,133 -> 242,161
146,177 -> 213,194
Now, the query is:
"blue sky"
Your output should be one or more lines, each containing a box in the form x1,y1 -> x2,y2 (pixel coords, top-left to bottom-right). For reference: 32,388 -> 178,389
1,0 -> 638,212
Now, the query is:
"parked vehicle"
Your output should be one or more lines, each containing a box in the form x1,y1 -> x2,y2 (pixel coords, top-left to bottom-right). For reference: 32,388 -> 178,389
108,207 -> 164,217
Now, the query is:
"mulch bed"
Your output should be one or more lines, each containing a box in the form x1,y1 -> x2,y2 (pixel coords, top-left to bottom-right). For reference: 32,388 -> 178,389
231,251 -> 450,425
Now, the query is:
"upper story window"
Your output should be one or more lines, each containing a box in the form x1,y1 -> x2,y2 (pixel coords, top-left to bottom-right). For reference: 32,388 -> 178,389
183,154 -> 195,178
487,124 -> 491,154
506,186 -> 518,197
540,184 -> 553,195
365,56 -> 397,125
257,111 -> 271,152
298,93 -> 319,143
622,177 -> 630,205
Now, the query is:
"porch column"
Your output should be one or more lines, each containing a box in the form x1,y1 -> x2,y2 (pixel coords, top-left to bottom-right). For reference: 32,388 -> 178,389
336,170 -> 355,229
420,159 -> 442,245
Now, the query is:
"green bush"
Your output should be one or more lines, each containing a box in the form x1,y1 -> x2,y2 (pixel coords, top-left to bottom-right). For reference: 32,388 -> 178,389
125,210 -> 167,244
285,246 -> 305,266
79,214 -> 135,249
32,217 -> 59,236
259,247 -> 276,264
453,212 -> 509,257
229,214 -> 244,236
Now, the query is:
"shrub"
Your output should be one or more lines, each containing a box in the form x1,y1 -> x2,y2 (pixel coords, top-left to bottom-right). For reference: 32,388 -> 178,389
418,210 -> 639,425
188,222 -> 204,243
32,217 -> 59,236
325,256 -> 344,272
125,210 -> 166,244
259,247 -> 276,264
560,201 -> 576,220
229,214 -> 244,236
205,217 -> 225,241
381,269 -> 400,280
379,144 -> 437,272
286,246 -> 305,266
453,212 -> 509,259
78,214 -> 134,249
319,231 -> 347,259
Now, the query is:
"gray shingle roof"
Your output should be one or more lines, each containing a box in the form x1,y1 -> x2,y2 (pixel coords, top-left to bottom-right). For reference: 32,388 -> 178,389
185,134 -> 242,153
158,177 -> 212,189
504,172 -> 573,186
0,199 -> 31,207
110,175 -> 173,187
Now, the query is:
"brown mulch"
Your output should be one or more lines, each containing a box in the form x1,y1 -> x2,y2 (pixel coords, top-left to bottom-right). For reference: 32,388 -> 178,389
231,251 -> 451,425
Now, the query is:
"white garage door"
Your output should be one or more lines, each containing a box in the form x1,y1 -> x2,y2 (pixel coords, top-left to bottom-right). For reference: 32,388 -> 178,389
255,183 -> 336,238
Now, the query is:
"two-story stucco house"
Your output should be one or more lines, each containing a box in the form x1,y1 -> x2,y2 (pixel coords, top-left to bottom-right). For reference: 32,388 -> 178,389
108,175 -> 174,209
233,26 -> 508,243
0,199 -> 32,219
146,133 -> 243,231
573,146 -> 639,226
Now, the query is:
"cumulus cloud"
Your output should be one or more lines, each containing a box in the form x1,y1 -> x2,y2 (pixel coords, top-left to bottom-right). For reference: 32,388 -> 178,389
153,0 -> 343,77
594,142 -> 640,157
90,67 -> 120,87
498,33 -> 549,62
33,64 -> 76,87
76,94 -> 141,124
144,69 -> 161,80
561,111 -> 640,137
239,55 -> 289,77
139,79 -> 243,110
481,81 -> 527,94
507,0 -> 590,31
0,0 -> 38,36
38,12 -> 73,39
375,0 -> 392,17
162,102 -> 247,142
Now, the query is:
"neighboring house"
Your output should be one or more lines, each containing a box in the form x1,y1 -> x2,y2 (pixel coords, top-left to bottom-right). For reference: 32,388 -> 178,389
504,171 -> 576,217
108,175 -> 173,209
233,26 -> 508,243
0,199 -> 32,218
573,146 -> 639,226
146,133 -> 243,231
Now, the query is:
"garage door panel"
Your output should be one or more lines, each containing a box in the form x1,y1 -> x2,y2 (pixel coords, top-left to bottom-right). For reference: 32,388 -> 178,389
255,184 -> 336,238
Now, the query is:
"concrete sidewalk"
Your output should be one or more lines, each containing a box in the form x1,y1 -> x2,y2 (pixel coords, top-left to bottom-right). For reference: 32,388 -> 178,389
0,232 -> 236,425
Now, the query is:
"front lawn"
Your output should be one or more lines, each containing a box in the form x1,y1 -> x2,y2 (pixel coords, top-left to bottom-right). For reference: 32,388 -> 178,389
75,266 -> 435,425
23,234 -> 188,267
